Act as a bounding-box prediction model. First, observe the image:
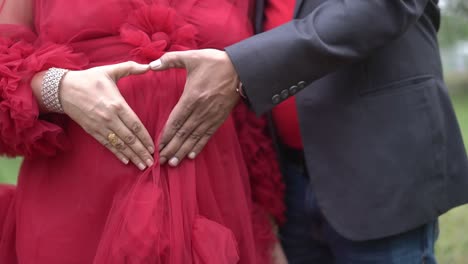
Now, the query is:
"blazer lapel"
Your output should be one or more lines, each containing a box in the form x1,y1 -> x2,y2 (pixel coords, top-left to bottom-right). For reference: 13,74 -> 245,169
294,0 -> 305,17
257,0 -> 304,31
254,0 -> 265,33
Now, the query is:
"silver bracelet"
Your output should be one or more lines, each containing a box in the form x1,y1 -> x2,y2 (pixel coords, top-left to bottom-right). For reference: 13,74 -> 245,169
41,68 -> 69,113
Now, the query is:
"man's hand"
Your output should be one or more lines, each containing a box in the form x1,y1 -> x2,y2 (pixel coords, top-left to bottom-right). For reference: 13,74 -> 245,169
150,49 -> 241,166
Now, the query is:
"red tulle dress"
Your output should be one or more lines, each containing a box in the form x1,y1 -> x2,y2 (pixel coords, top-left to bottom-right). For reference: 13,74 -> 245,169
0,0 -> 285,263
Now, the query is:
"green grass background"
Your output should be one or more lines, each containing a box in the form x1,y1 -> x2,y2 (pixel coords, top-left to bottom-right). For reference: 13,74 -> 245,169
2,93 -> 468,263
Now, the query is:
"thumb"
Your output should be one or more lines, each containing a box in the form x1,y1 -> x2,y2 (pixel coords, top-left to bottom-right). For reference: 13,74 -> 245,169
149,51 -> 191,71
106,61 -> 150,81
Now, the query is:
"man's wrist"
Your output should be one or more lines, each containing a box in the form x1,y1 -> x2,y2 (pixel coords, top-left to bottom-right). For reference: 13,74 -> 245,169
236,82 -> 247,99
223,49 -> 252,107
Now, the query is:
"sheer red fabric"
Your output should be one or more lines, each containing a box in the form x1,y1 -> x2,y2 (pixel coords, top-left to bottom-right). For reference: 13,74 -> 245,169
0,0 -> 284,263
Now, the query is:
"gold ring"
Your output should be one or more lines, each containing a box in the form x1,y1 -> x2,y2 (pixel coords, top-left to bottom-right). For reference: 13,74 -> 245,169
107,132 -> 119,147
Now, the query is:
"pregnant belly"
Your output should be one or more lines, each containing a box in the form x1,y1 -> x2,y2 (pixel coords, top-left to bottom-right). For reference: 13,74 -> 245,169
117,69 -> 187,137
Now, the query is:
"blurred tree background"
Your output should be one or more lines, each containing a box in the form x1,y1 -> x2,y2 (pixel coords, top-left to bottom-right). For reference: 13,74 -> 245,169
439,0 -> 468,96
1,1 -> 468,263
435,1 -> 468,263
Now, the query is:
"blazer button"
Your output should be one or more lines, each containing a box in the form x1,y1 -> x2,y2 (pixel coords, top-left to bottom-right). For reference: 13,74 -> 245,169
280,89 -> 289,99
289,85 -> 298,95
298,81 -> 306,89
272,94 -> 281,105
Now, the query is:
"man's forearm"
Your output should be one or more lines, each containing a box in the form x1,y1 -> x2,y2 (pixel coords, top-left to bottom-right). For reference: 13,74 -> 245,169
226,0 -> 429,114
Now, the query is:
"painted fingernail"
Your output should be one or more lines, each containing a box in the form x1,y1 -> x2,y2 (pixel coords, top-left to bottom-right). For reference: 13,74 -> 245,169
188,152 -> 196,159
122,158 -> 129,164
148,146 -> 155,154
146,159 -> 154,167
149,59 -> 162,69
138,163 -> 146,171
169,157 -> 179,167
160,157 -> 167,165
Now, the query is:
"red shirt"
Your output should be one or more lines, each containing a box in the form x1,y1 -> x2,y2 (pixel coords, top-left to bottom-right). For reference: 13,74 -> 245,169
264,0 -> 303,149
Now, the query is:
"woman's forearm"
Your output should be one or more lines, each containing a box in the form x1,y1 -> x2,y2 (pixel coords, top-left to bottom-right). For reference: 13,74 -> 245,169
0,0 -> 33,27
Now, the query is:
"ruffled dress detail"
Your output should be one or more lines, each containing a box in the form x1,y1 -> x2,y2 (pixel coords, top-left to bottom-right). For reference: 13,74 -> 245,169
0,25 -> 87,157
0,1 -> 285,263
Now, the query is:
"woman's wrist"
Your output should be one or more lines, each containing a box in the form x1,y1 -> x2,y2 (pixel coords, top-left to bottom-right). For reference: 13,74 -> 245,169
41,68 -> 69,113
31,68 -> 70,114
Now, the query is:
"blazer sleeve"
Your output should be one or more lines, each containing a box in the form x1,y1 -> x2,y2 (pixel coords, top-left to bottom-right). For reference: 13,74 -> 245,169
225,0 -> 430,114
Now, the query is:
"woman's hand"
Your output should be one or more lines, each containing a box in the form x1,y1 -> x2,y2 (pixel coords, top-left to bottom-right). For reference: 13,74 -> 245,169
59,61 -> 155,170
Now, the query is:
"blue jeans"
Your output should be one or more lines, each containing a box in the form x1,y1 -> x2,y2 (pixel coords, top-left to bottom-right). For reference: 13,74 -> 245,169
279,160 -> 439,264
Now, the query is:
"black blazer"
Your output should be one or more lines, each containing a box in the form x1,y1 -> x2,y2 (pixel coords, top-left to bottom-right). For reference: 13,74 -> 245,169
226,0 -> 468,241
